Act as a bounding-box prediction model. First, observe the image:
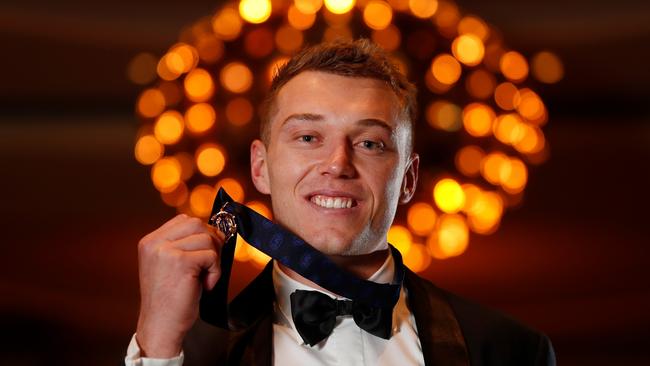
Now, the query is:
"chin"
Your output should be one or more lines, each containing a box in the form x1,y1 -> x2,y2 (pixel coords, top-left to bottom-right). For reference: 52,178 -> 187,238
307,230 -> 380,257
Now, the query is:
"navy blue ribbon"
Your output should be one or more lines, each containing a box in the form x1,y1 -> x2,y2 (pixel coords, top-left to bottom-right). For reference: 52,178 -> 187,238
200,188 -> 404,330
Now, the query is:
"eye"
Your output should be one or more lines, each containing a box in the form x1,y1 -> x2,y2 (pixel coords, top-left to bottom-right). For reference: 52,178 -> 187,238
300,135 -> 315,143
359,140 -> 385,151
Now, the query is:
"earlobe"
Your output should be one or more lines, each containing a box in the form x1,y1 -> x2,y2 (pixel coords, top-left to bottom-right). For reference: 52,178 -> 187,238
399,153 -> 419,204
250,139 -> 271,195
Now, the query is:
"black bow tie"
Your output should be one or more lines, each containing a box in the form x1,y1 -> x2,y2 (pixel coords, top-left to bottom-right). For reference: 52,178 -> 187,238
290,289 -> 393,346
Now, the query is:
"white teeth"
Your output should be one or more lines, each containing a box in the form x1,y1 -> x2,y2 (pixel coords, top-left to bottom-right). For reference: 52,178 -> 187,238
334,198 -> 341,208
311,195 -> 354,209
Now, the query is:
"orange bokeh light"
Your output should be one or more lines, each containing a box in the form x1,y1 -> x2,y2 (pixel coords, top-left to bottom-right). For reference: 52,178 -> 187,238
154,110 -> 184,145
481,151 -> 508,185
465,190 -> 503,234
137,88 -> 166,118
161,181 -> 189,208
295,0 -> 323,14
387,225 -> 413,254
494,82 -> 520,110
134,135 -> 164,165
407,202 -> 437,236
462,103 -> 495,137
195,143 -> 226,177
189,184 -> 216,217
430,53 -> 462,85
212,7 -> 243,41
288,5 -> 317,30
500,51 -> 529,82
239,0 -> 272,24
165,43 -> 198,75
151,157 -> 182,193
403,243 -> 431,272
500,157 -> 528,194
185,103 -> 216,134
324,0 -> 356,14
532,51 -> 564,84
433,178 -> 466,213
433,0 -> 460,38
195,34 -> 224,64
426,100 -> 462,131
514,125 -> 545,154
515,88 -> 546,122
493,113 -> 525,145
371,24 -> 401,51
216,177 -> 245,203
220,62 -> 253,94
363,0 -> 393,30
184,68 -> 215,102
435,214 -> 469,257
457,15 -> 489,41
455,145 -> 484,177
451,34 -> 484,66
409,0 -> 438,18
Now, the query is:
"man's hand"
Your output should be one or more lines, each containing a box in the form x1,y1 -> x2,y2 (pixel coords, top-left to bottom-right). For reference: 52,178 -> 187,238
135,214 -> 225,358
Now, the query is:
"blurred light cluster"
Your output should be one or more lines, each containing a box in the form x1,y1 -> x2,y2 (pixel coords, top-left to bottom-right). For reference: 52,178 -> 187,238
130,0 -> 562,271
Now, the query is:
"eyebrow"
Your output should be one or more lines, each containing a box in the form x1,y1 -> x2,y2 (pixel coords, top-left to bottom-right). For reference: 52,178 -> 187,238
280,113 -> 394,134
280,113 -> 324,128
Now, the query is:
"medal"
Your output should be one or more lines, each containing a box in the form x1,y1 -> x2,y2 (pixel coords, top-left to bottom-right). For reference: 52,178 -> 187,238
208,202 -> 237,241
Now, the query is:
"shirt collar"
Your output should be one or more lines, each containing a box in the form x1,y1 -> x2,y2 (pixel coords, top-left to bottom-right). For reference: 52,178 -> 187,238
271,250 -> 405,344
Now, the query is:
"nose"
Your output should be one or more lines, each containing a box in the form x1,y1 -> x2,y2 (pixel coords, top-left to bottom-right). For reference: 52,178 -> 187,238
320,140 -> 356,178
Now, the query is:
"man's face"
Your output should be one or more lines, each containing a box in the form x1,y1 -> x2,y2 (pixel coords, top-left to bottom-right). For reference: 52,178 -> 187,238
251,71 -> 418,256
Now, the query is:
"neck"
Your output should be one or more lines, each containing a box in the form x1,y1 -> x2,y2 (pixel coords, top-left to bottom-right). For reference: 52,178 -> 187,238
277,248 -> 390,294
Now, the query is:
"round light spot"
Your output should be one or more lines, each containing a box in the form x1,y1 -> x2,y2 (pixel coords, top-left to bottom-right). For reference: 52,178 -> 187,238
433,178 -> 466,213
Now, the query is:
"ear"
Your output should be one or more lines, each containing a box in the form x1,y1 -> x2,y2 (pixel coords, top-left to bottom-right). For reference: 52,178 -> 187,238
399,153 -> 419,204
250,139 -> 271,195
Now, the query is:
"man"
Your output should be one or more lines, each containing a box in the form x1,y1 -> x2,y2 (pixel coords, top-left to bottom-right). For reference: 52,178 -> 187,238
125,39 -> 555,365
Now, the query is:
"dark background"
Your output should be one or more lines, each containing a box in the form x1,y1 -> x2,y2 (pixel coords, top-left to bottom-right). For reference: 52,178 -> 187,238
1,0 -> 649,365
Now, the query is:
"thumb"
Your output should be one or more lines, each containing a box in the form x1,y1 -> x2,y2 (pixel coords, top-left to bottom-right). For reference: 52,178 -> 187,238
189,249 -> 221,290
203,271 -> 221,290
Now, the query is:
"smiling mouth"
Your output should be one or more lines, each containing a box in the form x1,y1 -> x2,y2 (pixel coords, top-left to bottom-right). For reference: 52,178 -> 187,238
310,195 -> 357,209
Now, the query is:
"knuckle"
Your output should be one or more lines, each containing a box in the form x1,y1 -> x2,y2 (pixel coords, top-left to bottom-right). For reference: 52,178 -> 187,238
186,217 -> 204,231
206,250 -> 219,264
138,236 -> 154,253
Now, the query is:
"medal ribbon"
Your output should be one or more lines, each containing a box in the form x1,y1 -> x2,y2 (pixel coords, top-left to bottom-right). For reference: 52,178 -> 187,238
199,188 -> 404,329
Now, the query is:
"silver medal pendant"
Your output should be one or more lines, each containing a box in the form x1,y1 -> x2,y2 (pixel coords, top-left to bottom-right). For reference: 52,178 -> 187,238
208,202 -> 237,241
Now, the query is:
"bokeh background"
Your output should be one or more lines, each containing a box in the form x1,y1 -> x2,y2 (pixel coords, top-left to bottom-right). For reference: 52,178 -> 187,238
1,0 -> 649,365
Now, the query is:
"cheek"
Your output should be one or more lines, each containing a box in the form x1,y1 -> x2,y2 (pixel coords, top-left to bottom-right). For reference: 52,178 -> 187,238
267,150 -> 309,193
365,163 -> 403,199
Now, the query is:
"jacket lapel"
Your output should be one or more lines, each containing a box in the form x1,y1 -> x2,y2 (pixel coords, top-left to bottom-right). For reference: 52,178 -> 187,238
225,262 -> 275,366
217,263 -> 470,366
404,269 -> 470,366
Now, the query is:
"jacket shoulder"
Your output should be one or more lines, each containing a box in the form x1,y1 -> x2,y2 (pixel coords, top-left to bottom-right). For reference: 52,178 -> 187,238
408,273 -> 555,366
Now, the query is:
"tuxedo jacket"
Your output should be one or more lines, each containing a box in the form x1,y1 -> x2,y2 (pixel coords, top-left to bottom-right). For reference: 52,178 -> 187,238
182,263 -> 555,366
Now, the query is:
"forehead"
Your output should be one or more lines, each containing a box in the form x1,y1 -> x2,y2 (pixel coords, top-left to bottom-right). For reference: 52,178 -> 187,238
271,71 -> 402,129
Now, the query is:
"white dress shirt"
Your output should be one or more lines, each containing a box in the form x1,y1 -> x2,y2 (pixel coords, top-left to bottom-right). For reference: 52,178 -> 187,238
125,253 -> 425,366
